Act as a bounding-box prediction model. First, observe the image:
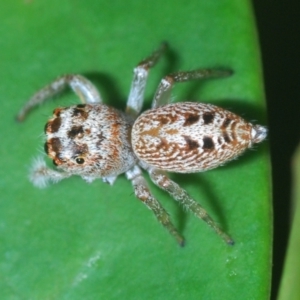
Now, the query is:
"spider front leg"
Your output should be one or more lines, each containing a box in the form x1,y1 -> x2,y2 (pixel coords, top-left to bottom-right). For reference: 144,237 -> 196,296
16,74 -> 102,121
29,157 -> 70,188
125,43 -> 167,117
126,166 -> 184,246
152,69 -> 232,108
148,168 -> 234,245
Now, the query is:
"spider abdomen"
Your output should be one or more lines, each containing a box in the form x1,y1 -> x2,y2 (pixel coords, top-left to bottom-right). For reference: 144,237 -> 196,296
132,102 -> 266,173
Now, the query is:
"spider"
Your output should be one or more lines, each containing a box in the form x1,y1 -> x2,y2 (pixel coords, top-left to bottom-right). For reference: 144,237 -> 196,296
17,43 -> 267,246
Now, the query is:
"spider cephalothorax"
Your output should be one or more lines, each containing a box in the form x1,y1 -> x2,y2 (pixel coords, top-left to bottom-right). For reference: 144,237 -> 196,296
44,104 -> 136,181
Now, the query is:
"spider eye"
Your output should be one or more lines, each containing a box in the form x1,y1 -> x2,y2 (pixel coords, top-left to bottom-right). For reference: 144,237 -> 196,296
75,157 -> 85,164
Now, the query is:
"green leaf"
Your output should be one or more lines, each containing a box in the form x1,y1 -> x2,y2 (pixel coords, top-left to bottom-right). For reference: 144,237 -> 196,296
0,1 -> 271,299
278,145 -> 300,300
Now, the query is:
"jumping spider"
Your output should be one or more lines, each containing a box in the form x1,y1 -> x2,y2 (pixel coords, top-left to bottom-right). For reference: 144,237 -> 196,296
17,43 -> 267,246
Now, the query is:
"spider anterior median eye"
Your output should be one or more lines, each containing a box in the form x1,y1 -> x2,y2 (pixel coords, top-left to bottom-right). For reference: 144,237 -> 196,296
75,157 -> 85,164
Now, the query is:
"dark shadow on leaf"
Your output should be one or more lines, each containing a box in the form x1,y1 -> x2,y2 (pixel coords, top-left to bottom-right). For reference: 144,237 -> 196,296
170,172 -> 231,233
82,71 -> 126,110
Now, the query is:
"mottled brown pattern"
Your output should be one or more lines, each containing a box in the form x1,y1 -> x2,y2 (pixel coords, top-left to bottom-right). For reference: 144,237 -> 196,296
202,112 -> 214,124
67,126 -> 84,139
158,138 -> 169,150
103,113 -> 123,173
222,118 -> 231,128
139,126 -> 160,137
71,144 -> 89,161
223,133 -> 231,143
85,128 -> 91,135
183,135 -> 200,150
165,128 -> 179,135
231,131 -> 236,142
47,137 -> 62,157
96,132 -> 104,147
183,114 -> 200,126
202,136 -> 214,150
160,114 -> 179,125
72,106 -> 88,119
160,116 -> 172,125
45,117 -> 61,133
53,107 -> 63,117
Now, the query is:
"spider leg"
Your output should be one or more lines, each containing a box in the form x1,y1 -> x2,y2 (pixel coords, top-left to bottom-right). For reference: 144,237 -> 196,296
29,157 -> 70,188
152,69 -> 232,108
125,43 -> 167,117
16,74 -> 102,121
148,168 -> 234,245
126,165 -> 184,246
